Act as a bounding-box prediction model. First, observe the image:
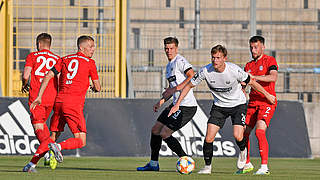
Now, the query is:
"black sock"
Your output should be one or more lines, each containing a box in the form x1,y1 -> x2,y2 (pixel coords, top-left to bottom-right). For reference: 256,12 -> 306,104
150,133 -> 162,161
236,136 -> 247,151
163,136 -> 187,157
203,141 -> 213,166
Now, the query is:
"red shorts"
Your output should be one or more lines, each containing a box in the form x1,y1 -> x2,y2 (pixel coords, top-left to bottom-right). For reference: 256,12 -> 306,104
29,103 -> 53,124
245,100 -> 277,128
49,102 -> 86,134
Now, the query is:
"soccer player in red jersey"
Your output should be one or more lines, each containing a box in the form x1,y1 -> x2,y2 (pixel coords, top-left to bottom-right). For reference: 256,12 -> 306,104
22,33 -> 62,172
30,35 -> 101,166
237,36 -> 278,175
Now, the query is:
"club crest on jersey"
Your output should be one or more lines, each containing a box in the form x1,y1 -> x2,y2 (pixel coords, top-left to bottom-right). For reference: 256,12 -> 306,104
259,66 -> 263,71
248,69 -> 251,73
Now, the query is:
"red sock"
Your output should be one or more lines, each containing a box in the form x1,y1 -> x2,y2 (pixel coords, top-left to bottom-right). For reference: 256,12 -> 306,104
59,138 -> 83,150
255,129 -> 268,164
30,138 -> 54,164
30,151 -> 46,165
244,132 -> 250,164
35,124 -> 51,143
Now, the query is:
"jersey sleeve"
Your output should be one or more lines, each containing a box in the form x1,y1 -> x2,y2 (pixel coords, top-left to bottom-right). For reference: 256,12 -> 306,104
53,56 -> 64,73
25,53 -> 34,67
191,67 -> 205,86
89,60 -> 99,80
268,56 -> 278,72
235,65 -> 249,82
244,63 -> 249,72
178,58 -> 193,74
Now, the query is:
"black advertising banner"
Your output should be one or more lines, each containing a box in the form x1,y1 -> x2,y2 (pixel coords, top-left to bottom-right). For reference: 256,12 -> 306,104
0,97 -> 311,158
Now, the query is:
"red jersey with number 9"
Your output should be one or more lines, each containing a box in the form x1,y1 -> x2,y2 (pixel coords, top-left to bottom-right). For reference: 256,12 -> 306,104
244,54 -> 278,102
25,49 -> 61,106
54,52 -> 99,105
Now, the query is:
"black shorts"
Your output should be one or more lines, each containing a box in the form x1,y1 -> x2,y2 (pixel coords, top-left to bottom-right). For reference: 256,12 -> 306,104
157,104 -> 197,131
208,103 -> 247,128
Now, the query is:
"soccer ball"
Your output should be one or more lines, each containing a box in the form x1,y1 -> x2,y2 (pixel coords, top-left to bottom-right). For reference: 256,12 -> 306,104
176,156 -> 195,174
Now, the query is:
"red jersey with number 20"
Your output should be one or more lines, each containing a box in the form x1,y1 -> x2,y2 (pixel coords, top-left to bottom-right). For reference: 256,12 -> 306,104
244,54 -> 278,102
54,52 -> 99,105
25,49 -> 61,106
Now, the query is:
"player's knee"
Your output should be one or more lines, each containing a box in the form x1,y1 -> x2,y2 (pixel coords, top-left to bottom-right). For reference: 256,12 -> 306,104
81,141 -> 86,147
205,136 -> 214,143
234,134 -> 243,142
33,123 -> 44,131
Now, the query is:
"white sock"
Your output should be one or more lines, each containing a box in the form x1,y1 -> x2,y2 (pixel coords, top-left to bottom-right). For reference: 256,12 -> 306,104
150,160 -> 158,167
204,165 -> 212,169
57,143 -> 62,151
28,162 -> 36,168
261,164 -> 268,170
44,152 -> 50,159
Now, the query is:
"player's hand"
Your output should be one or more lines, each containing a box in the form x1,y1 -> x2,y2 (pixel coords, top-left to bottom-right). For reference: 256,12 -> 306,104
21,84 -> 30,93
267,94 -> 276,104
30,97 -> 41,110
162,87 -> 175,100
153,101 -> 161,112
168,105 -> 179,117
90,85 -> 99,93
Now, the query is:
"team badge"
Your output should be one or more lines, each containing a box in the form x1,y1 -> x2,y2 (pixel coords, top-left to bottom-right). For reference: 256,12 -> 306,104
259,66 -> 263,71
248,69 -> 251,73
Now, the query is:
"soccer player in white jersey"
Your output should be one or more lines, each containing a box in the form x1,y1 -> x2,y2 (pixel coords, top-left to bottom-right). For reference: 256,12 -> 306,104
168,45 -> 275,174
137,37 -> 198,171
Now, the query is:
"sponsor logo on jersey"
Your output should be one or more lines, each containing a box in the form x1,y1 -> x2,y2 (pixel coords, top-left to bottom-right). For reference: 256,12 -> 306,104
167,75 -> 176,82
160,104 -> 236,157
209,85 -> 232,92
193,72 -> 199,80
0,100 -> 39,155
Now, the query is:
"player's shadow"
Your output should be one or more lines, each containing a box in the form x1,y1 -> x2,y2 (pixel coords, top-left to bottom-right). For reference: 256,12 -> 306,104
61,166 -> 178,173
61,166 -> 138,172
0,165 -> 36,173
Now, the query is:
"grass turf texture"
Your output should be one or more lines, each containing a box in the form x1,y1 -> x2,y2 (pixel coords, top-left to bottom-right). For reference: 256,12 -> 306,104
0,156 -> 319,180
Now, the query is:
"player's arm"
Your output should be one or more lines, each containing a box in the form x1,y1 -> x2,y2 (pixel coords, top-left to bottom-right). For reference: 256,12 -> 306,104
167,82 -> 195,117
30,70 -> 56,110
246,76 -> 276,104
21,66 -> 32,93
162,68 -> 195,100
153,98 -> 165,112
251,68 -> 278,83
90,79 -> 101,92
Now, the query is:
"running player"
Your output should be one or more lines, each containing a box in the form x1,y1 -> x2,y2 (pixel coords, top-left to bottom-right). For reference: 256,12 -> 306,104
22,33 -> 61,172
137,37 -> 197,171
236,36 -> 278,175
30,35 -> 101,165
168,45 -> 276,174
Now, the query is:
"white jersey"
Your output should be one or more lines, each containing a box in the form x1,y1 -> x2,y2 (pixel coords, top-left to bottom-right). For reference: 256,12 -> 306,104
191,62 -> 249,107
166,54 -> 197,107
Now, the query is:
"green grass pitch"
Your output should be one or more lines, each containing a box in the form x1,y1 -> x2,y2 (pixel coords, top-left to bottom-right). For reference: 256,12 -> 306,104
0,156 -> 319,180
